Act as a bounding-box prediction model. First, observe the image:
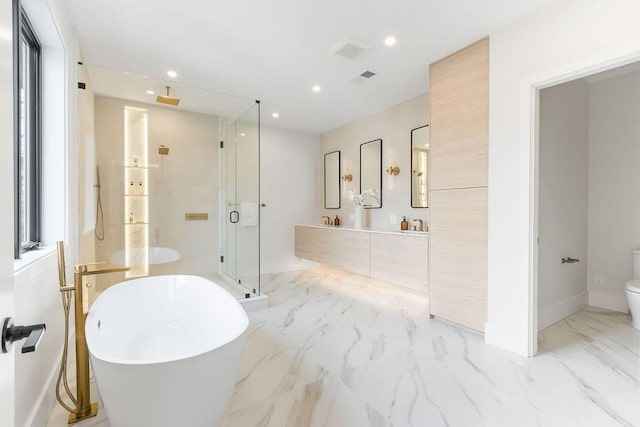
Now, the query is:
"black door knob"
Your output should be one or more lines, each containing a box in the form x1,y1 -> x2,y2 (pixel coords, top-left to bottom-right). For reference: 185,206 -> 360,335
1,317 -> 46,354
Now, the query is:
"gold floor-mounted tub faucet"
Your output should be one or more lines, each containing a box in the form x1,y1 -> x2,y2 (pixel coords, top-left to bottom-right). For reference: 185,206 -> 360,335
56,242 -> 130,424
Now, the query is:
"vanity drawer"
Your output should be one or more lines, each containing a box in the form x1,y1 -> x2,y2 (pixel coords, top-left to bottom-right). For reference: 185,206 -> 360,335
370,233 -> 428,291
294,226 -> 369,276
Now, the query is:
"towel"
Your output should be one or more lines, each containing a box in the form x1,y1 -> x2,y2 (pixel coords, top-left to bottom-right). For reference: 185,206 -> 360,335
240,202 -> 259,226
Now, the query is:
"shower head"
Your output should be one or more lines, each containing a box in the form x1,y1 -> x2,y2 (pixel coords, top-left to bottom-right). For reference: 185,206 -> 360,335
156,86 -> 180,106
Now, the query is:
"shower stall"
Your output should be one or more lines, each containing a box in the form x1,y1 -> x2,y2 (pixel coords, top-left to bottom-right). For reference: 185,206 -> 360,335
219,103 -> 261,298
86,66 -> 261,302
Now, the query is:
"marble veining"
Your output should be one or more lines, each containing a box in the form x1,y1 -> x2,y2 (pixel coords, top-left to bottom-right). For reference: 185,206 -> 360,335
48,268 -> 639,427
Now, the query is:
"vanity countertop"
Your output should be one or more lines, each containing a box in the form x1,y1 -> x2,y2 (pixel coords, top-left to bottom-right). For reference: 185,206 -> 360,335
297,224 -> 429,237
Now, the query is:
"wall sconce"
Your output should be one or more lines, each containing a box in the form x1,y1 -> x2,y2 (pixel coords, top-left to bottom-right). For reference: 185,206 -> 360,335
341,173 -> 353,182
386,166 -> 400,176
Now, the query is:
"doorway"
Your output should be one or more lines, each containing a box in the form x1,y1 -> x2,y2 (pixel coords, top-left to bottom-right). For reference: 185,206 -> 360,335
535,62 -> 640,348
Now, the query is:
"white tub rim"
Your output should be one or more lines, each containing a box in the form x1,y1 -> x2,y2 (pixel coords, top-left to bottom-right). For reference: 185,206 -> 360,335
85,274 -> 248,366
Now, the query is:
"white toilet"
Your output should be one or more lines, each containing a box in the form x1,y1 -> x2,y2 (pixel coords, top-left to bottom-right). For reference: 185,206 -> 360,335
624,249 -> 640,330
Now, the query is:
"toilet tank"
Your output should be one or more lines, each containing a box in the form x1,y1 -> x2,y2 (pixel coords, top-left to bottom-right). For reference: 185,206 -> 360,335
634,249 -> 640,278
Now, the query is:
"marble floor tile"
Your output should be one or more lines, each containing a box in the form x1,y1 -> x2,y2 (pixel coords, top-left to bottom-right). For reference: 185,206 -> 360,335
222,376 -> 342,427
47,268 -> 639,427
229,329 -> 330,412
305,309 -> 420,381
223,375 -> 390,427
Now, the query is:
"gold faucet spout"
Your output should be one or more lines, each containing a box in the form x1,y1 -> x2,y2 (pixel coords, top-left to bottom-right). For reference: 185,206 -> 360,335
74,264 -> 131,276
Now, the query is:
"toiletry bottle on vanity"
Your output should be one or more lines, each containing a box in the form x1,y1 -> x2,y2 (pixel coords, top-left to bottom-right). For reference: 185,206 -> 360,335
334,215 -> 340,227
401,216 -> 409,231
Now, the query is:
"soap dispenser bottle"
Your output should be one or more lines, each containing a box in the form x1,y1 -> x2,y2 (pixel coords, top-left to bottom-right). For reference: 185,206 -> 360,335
334,215 -> 340,227
401,216 -> 409,231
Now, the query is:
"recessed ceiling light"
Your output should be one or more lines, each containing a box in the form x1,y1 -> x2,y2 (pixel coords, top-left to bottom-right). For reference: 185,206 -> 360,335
146,90 -> 155,95
167,70 -> 177,78
384,36 -> 397,46
312,85 -> 321,92
240,133 -> 246,137
272,112 -> 280,118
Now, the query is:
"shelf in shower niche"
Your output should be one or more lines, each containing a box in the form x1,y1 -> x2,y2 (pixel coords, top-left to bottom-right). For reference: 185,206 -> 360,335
124,164 -> 159,169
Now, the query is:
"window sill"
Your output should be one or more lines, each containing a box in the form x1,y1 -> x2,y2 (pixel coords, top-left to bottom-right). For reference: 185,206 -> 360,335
14,246 -> 57,274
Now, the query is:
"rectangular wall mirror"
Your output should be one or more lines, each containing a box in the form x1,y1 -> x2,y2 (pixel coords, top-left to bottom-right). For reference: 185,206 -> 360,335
411,125 -> 429,208
360,139 -> 382,208
324,150 -> 341,209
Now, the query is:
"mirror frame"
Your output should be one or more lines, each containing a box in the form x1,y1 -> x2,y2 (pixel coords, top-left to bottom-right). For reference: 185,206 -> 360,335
411,125 -> 429,208
359,139 -> 382,209
324,150 -> 341,209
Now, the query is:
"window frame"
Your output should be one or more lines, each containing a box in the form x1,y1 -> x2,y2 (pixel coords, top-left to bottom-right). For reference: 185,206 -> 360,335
13,0 -> 42,259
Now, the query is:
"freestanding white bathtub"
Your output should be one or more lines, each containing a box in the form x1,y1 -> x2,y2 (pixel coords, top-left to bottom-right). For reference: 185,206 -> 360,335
85,275 -> 248,427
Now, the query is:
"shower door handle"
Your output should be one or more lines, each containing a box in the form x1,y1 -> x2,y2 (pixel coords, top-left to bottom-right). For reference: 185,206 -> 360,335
229,210 -> 239,224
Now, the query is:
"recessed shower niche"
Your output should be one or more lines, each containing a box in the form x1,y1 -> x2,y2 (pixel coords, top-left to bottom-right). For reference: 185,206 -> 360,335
123,106 -> 149,278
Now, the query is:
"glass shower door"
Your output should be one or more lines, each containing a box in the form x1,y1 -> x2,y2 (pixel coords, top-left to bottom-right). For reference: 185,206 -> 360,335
223,103 -> 260,296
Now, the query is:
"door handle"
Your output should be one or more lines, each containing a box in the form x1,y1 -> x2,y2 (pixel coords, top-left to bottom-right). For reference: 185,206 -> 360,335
2,317 -> 46,354
229,210 -> 239,224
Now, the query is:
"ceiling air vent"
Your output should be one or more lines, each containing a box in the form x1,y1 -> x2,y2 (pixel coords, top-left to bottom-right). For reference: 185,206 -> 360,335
350,70 -> 377,83
329,37 -> 372,60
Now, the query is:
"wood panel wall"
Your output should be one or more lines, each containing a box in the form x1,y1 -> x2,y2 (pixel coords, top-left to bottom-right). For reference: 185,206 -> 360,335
428,38 -> 489,331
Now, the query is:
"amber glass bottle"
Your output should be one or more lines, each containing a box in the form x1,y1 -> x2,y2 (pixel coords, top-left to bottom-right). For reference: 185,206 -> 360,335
400,216 -> 409,230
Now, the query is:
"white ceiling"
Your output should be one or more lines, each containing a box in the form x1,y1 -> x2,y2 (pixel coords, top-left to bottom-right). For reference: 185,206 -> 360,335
64,0 -> 559,134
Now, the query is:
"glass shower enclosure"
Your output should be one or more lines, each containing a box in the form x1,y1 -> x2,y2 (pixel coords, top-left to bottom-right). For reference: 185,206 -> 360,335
86,66 -> 260,302
220,102 -> 260,297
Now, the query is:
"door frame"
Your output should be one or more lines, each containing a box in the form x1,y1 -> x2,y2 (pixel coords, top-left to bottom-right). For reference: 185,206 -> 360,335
0,1 -> 17,424
524,46 -> 640,356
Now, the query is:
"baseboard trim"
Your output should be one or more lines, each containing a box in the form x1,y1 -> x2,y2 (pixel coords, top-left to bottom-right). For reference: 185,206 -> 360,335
588,291 -> 628,313
27,338 -> 67,427
538,291 -> 588,331
484,321 -> 530,357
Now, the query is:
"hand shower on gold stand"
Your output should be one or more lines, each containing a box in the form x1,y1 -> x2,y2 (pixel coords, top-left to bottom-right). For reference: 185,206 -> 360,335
55,242 -> 79,418
55,241 -> 130,424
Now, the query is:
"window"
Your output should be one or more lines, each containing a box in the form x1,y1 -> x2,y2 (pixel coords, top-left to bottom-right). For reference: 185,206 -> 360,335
13,3 -> 42,258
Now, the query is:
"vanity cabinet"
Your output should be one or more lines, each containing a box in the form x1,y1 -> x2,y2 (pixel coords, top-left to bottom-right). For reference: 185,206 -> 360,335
294,226 -> 369,276
370,233 -> 428,291
295,225 -> 428,292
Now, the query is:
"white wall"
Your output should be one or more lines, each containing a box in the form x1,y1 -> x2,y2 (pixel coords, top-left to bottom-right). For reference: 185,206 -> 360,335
14,253 -> 64,427
94,96 -> 219,282
588,70 -> 640,312
537,79 -> 589,330
13,0 -> 80,425
260,125 -> 320,274
320,94 -> 429,230
488,0 -> 640,356
77,60 -> 96,265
